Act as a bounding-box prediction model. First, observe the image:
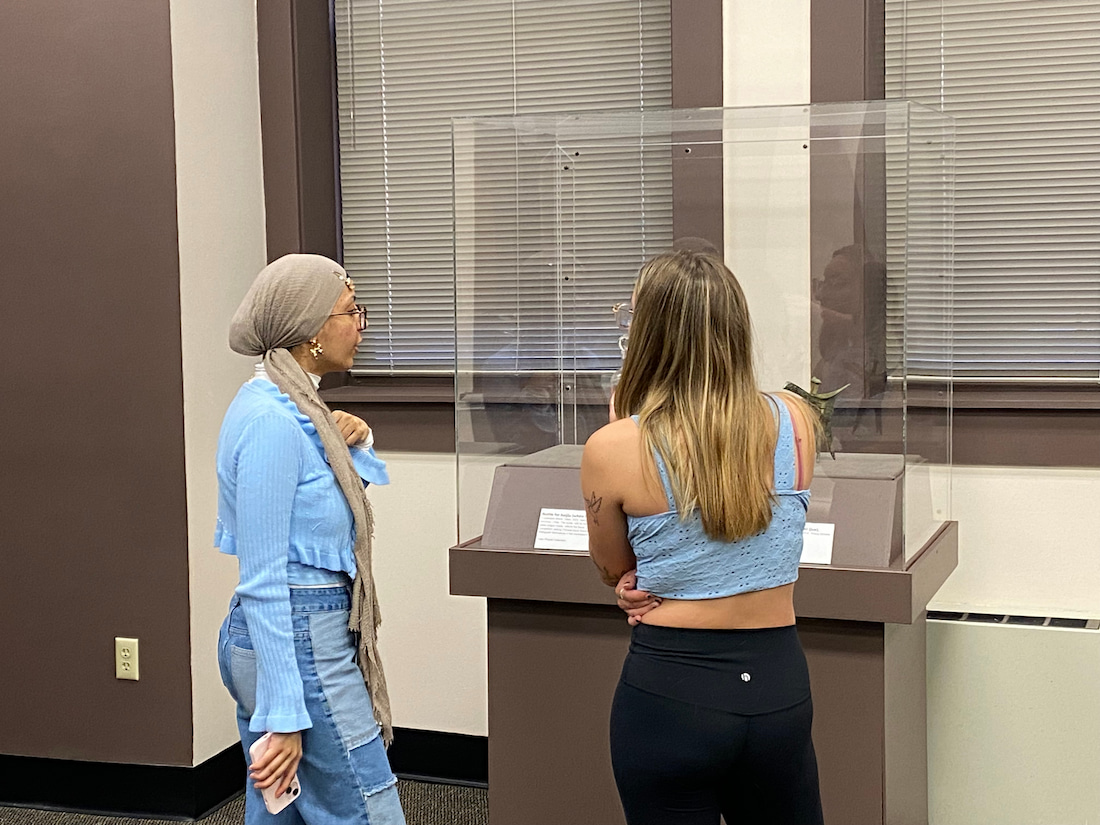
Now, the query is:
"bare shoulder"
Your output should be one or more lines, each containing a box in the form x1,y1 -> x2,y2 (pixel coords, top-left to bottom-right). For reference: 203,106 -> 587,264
771,390 -> 814,430
771,390 -> 818,486
583,417 -> 640,462
582,417 -> 643,500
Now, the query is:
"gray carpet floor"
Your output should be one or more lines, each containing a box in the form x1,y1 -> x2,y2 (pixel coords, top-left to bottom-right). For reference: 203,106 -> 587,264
0,779 -> 487,825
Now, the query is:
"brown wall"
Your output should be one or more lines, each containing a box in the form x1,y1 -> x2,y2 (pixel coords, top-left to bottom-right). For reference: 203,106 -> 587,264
812,0 -> 884,102
0,1 -> 193,765
670,0 -> 724,249
258,0 -> 340,262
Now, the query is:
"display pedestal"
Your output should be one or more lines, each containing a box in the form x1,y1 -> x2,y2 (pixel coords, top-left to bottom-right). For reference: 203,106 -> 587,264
450,449 -> 957,825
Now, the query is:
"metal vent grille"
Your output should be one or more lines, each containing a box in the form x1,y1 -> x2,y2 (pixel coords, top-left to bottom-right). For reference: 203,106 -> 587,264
928,610 -> 1099,630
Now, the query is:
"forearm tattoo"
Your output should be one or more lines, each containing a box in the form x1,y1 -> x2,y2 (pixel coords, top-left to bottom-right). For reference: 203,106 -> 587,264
584,490 -> 603,526
591,557 -> 620,587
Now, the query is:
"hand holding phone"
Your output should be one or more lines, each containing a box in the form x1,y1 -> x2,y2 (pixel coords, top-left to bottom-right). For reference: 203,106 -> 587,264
248,732 -> 303,814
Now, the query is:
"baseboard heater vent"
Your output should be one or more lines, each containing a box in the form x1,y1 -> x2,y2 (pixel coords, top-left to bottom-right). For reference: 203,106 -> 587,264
928,610 -> 1099,629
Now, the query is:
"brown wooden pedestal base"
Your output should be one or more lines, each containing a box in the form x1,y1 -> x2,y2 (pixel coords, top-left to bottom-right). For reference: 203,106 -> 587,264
452,522 -> 957,825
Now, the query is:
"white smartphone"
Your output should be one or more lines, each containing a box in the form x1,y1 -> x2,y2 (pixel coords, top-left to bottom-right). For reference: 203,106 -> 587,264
248,732 -> 303,815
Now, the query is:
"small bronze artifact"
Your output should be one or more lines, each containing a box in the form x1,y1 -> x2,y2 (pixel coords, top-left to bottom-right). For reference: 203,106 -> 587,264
783,377 -> 849,459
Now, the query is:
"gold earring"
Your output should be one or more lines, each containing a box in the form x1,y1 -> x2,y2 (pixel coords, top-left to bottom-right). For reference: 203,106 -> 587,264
309,339 -> 324,359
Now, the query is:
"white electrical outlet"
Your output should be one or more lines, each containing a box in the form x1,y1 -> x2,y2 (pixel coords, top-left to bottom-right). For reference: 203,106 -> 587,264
115,637 -> 139,681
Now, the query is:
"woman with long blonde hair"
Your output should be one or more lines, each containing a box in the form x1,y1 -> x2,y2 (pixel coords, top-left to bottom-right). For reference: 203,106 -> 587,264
582,250 -> 824,824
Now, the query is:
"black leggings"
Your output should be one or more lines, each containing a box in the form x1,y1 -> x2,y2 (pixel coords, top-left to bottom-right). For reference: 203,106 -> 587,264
610,624 -> 824,825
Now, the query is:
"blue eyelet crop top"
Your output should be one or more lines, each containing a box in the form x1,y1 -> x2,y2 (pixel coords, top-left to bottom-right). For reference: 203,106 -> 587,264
626,395 -> 810,600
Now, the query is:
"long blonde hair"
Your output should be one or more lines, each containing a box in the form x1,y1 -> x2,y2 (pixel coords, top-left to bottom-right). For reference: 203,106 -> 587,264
613,250 -> 775,541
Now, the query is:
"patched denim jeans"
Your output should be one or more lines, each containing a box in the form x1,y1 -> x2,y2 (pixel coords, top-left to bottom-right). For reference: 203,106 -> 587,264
218,587 -> 405,825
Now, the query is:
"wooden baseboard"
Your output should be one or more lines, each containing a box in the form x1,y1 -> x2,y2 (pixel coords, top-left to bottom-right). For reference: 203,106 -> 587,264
0,728 -> 487,818
0,743 -> 243,820
388,727 -> 488,788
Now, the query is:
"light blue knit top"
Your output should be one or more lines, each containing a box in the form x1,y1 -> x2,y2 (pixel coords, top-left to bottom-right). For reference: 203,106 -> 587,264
627,396 -> 809,600
214,378 -> 389,732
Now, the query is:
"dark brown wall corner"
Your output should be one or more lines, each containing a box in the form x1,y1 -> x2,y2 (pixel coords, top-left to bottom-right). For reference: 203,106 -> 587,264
0,0 -> 193,765
671,0 -> 723,109
258,0 -> 340,263
811,0 -> 884,103
671,0 -> 724,251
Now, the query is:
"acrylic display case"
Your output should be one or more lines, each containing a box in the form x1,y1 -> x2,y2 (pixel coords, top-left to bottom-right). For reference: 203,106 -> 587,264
450,102 -> 956,825
455,101 -> 954,564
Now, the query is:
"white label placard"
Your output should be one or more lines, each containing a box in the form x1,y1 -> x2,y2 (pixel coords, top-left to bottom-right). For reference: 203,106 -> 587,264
534,508 -> 590,552
801,522 -> 835,565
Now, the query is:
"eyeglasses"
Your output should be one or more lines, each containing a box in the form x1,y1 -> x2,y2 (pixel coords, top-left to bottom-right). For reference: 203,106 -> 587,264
612,302 -> 633,330
612,302 -> 632,356
330,304 -> 369,331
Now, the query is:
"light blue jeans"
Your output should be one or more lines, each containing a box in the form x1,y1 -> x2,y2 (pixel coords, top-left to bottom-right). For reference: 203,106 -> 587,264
218,587 -> 406,825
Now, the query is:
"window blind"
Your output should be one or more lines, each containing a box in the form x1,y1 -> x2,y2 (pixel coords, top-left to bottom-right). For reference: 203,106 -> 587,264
885,0 -> 1100,380
334,0 -> 672,373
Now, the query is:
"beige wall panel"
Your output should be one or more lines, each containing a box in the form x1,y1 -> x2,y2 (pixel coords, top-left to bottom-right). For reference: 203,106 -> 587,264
370,451 -> 489,736
724,0 -> 811,107
932,466 -> 1100,617
928,621 -> 1100,825
169,0 -> 268,765
723,0 -> 812,389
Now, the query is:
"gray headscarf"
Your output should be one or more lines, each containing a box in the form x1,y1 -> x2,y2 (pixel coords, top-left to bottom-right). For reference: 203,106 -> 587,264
229,253 -> 392,746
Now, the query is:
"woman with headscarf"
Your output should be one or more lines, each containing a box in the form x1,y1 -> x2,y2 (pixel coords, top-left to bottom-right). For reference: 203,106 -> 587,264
583,250 -> 824,825
215,254 -> 405,824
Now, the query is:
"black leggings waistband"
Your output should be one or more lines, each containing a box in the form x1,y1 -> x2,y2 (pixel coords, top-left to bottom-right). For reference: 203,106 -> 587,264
620,623 -> 811,716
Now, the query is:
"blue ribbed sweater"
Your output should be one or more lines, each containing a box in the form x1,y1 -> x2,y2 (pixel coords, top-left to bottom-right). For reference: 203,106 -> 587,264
214,379 -> 389,732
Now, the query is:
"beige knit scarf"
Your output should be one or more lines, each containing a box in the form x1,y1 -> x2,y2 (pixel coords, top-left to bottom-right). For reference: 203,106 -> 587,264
263,349 -> 392,746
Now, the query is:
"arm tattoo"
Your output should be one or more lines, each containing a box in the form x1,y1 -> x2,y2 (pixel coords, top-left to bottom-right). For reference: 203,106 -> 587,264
584,490 -> 603,526
591,557 -> 620,587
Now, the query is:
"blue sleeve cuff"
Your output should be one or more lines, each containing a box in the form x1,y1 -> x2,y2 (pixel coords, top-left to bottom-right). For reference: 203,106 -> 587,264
247,711 -> 314,734
351,445 -> 390,486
